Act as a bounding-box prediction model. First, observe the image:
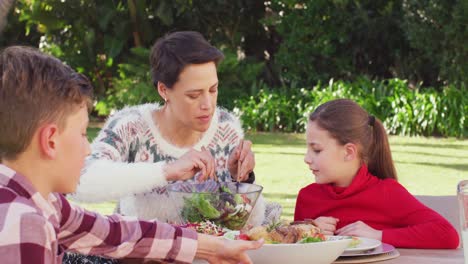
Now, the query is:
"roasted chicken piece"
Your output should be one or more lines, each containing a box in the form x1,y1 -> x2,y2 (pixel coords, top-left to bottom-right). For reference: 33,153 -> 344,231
244,222 -> 322,244
293,224 -> 321,237
245,226 -> 270,241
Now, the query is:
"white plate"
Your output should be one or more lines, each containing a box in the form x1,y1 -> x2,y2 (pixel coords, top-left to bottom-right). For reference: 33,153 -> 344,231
340,242 -> 395,257
344,237 -> 382,253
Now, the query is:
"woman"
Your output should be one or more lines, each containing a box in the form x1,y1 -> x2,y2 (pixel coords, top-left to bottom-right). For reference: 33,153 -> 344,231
72,31 -> 279,226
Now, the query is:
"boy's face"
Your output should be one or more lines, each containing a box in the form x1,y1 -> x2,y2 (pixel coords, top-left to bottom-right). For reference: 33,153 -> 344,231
52,106 -> 91,194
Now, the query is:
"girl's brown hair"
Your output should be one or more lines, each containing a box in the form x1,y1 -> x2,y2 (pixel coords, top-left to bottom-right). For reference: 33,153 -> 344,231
309,99 -> 397,180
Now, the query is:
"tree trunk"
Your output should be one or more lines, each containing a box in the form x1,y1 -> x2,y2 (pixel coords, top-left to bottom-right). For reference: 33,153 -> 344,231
0,0 -> 15,34
127,0 -> 142,47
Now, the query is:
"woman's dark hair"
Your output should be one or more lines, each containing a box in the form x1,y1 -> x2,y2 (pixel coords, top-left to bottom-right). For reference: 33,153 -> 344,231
309,99 -> 397,180
150,31 -> 224,88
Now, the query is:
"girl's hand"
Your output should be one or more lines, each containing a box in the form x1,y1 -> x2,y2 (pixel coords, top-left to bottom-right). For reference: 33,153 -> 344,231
164,147 -> 216,182
335,221 -> 383,241
314,217 -> 339,235
228,140 -> 255,182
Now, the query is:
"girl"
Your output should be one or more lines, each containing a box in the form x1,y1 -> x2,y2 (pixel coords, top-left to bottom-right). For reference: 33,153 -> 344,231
294,99 -> 459,249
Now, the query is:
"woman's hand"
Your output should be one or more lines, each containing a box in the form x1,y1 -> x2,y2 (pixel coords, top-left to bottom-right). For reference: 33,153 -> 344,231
164,147 -> 216,182
196,234 -> 264,264
335,221 -> 383,241
314,217 -> 339,235
228,140 -> 255,182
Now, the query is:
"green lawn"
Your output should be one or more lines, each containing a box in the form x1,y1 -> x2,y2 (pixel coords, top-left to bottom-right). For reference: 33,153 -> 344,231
80,128 -> 468,220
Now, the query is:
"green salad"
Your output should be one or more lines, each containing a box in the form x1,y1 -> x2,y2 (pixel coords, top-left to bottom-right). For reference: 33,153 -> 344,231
181,186 -> 253,230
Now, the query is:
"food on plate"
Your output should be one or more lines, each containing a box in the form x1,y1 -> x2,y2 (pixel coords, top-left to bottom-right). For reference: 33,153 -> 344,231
238,221 -> 326,244
180,220 -> 228,236
346,236 -> 362,248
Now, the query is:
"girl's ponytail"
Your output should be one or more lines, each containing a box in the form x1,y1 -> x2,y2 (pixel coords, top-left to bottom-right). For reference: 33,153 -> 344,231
368,117 -> 397,180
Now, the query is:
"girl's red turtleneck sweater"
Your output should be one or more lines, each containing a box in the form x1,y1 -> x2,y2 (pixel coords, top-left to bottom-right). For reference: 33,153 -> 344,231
294,165 -> 459,249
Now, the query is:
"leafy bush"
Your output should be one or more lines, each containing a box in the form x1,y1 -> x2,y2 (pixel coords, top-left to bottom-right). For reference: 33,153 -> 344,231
217,50 -> 265,110
267,0 -> 468,88
4,0 -> 465,134
3,0 -> 466,96
94,47 -> 266,115
3,0 -> 270,99
436,86 -> 467,137
94,47 -> 160,116
233,87 -> 305,132
235,78 -> 466,137
267,0 -> 410,86
401,0 -> 468,87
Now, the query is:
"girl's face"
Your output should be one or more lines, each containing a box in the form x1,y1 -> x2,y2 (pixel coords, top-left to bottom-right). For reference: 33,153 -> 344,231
304,121 -> 358,187
163,62 -> 218,132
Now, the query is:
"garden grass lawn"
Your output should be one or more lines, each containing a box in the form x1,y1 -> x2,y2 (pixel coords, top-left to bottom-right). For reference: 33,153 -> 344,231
79,128 -> 468,220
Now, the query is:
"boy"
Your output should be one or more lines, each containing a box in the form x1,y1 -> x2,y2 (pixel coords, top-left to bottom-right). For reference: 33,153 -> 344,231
0,46 -> 262,264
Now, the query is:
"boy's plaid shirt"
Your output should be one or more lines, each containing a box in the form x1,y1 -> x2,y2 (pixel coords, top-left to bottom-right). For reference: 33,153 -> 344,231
0,164 -> 197,264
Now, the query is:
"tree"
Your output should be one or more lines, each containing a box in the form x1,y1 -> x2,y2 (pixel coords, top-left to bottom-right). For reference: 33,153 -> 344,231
0,0 -> 15,34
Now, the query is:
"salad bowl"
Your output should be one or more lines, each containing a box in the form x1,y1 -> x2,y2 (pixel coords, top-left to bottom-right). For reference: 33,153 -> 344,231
167,181 -> 263,230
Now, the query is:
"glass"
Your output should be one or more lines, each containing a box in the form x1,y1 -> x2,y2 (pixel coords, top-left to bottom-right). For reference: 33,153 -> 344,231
458,180 -> 468,264
167,181 -> 263,230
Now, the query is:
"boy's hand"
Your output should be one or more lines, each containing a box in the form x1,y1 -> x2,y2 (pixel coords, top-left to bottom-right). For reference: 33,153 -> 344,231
164,148 -> 216,182
314,216 -> 339,235
196,234 -> 264,264
335,221 -> 383,241
228,140 -> 255,182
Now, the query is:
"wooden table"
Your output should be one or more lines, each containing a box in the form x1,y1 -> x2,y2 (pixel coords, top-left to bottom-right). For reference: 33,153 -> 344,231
121,248 -> 465,264
382,248 -> 463,264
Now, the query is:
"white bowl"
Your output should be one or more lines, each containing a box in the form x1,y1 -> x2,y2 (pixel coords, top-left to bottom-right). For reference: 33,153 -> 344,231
246,237 -> 351,264
194,236 -> 351,264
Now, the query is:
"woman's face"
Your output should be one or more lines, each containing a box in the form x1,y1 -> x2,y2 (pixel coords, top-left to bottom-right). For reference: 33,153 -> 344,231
164,62 -> 218,132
